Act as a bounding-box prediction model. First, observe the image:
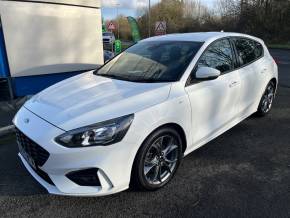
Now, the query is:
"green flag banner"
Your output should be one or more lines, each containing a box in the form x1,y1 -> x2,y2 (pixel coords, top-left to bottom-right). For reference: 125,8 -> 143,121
115,40 -> 122,54
102,17 -> 107,32
127,16 -> 141,43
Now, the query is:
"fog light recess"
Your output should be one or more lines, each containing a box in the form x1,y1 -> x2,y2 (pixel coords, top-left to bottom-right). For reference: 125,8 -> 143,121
66,168 -> 101,186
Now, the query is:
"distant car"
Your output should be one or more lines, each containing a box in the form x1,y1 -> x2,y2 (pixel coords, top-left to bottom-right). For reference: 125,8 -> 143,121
102,32 -> 115,44
103,50 -> 114,62
14,32 -> 278,196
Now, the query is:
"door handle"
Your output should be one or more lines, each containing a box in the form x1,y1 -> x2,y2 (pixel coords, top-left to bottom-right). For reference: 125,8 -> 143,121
229,81 -> 238,88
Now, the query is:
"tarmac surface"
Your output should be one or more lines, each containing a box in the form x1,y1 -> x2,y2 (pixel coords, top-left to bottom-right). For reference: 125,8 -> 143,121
0,49 -> 289,217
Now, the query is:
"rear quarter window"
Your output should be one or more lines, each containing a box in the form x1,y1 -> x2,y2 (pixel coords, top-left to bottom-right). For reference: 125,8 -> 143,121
234,38 -> 264,66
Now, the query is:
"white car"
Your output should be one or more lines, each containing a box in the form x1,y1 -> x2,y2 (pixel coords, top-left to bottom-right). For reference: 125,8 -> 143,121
14,32 -> 278,196
102,32 -> 115,44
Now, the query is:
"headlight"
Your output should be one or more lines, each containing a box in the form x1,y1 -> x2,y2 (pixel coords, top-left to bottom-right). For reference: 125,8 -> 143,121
55,114 -> 134,148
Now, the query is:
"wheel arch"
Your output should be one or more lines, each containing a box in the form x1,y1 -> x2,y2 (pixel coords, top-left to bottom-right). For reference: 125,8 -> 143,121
155,123 -> 187,154
269,77 -> 278,93
137,122 -> 188,156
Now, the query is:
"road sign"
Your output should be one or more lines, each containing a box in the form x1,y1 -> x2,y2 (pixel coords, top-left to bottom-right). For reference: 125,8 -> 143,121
114,40 -> 122,54
155,21 -> 166,36
107,21 -> 116,31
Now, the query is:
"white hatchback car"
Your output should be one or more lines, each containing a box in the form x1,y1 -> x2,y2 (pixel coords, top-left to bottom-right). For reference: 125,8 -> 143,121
14,32 -> 278,196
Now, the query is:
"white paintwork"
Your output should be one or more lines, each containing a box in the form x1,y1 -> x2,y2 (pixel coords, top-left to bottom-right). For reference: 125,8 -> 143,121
0,0 -> 103,77
14,32 -> 278,196
185,69 -> 241,149
195,66 -> 221,79
24,72 -> 172,130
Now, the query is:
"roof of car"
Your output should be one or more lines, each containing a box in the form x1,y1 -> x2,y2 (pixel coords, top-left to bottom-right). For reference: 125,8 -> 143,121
142,32 -> 263,43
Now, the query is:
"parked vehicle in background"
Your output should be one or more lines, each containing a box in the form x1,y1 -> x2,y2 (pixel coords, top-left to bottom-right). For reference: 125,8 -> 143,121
103,50 -> 115,62
14,32 -> 278,197
103,32 -> 115,44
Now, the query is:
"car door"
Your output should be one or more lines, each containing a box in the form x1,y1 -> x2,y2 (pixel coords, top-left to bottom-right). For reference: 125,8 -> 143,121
185,38 -> 241,146
232,37 -> 265,115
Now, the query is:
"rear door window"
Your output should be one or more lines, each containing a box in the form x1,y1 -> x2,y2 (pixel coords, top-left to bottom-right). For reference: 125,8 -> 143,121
234,38 -> 264,66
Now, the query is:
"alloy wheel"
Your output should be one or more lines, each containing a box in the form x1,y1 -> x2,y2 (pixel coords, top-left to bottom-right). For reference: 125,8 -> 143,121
261,83 -> 275,113
143,135 -> 180,185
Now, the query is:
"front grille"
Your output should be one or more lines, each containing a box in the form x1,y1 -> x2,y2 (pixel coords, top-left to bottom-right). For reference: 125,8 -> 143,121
15,128 -> 49,167
16,129 -> 54,186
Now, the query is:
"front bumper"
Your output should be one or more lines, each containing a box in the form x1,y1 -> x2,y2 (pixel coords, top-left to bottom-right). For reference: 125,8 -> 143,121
14,107 -> 138,196
103,39 -> 113,44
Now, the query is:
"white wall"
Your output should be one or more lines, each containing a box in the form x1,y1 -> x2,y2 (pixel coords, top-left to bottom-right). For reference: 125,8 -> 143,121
0,1 -> 103,77
24,0 -> 101,8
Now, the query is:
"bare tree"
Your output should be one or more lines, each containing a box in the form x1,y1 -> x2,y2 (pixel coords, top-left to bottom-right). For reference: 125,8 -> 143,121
115,0 -> 290,44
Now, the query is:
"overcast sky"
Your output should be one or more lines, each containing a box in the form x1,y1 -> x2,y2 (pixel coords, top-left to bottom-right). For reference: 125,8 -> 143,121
102,0 -> 217,20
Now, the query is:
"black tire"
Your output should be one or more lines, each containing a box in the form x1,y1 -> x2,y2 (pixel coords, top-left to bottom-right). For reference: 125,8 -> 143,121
256,81 -> 276,117
131,127 -> 183,191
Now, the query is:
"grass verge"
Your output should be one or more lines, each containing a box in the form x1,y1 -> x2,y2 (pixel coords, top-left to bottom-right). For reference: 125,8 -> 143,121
268,44 -> 290,49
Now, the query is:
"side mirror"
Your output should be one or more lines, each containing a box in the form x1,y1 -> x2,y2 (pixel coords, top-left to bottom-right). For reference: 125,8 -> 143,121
196,66 -> 221,80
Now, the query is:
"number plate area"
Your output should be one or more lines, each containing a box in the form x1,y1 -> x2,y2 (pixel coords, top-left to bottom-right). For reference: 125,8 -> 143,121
18,142 -> 37,170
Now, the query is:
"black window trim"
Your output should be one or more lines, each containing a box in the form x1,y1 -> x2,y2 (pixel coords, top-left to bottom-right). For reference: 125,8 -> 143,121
230,36 -> 265,70
229,38 -> 240,69
186,37 -> 235,87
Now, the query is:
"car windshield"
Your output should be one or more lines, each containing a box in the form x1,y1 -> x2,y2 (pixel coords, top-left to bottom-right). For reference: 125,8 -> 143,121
103,33 -> 112,36
95,41 -> 203,83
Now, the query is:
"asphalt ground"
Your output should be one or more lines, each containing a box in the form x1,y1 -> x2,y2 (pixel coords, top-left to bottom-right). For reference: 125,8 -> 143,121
0,97 -> 28,128
0,49 -> 289,218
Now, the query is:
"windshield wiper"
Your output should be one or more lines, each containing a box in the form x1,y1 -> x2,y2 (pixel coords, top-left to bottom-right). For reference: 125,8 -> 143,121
96,74 -> 133,82
96,74 -> 120,79
130,78 -> 173,83
96,74 -> 173,83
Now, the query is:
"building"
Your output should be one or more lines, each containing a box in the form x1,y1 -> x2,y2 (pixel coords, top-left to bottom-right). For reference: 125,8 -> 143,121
0,0 -> 103,98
